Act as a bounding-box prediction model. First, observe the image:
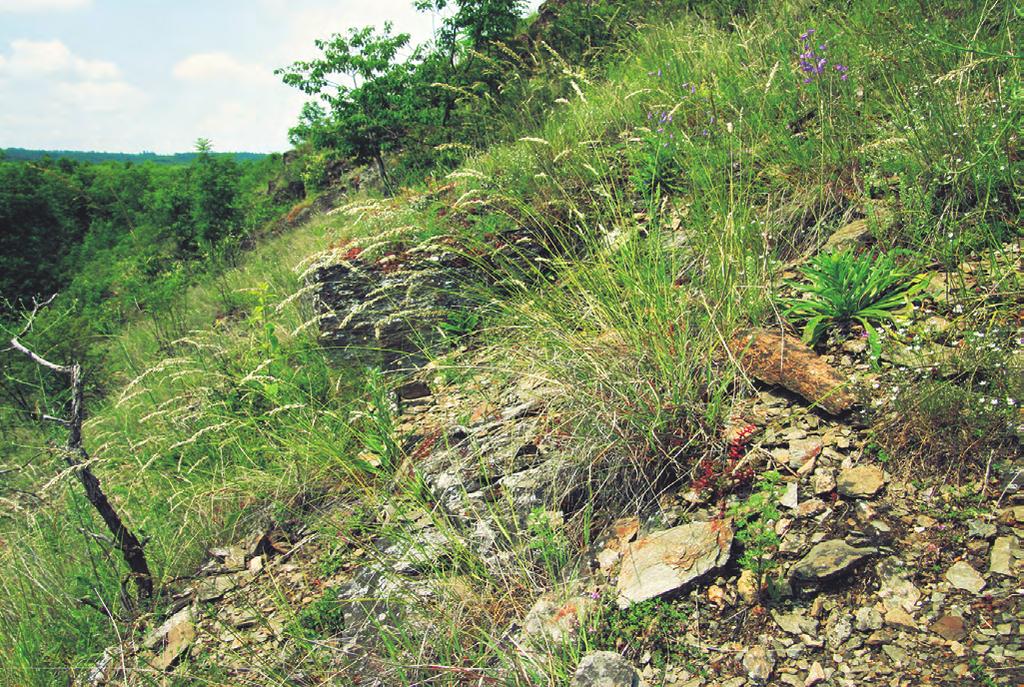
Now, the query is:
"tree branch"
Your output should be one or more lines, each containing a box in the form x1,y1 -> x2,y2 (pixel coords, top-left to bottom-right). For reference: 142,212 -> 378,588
8,337 -> 71,375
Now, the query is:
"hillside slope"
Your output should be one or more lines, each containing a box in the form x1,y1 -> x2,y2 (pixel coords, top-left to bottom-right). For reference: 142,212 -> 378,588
1,1 -> 1022,686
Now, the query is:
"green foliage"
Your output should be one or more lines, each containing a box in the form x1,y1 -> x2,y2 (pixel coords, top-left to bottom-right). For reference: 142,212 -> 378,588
277,23 -> 424,191
728,471 -> 783,602
348,368 -> 400,473
293,587 -> 347,637
591,598 -> 702,671
437,308 -> 482,342
526,507 -> 570,578
782,249 -> 924,361
629,111 -> 686,205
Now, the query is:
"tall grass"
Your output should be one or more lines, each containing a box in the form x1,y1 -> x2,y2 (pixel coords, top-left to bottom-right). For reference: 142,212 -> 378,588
0,0 -> 1019,683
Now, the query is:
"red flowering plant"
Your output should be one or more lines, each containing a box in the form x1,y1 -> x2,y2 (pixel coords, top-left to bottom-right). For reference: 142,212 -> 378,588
690,423 -> 758,500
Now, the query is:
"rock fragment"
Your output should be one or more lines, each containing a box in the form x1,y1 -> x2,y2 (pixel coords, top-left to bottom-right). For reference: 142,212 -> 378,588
836,465 -> 885,498
790,540 -> 876,581
572,651 -> 640,687
615,519 -> 733,608
742,645 -> 775,683
990,536 -> 1016,576
930,615 -> 967,641
945,561 -> 986,594
854,607 -> 883,631
804,661 -> 826,687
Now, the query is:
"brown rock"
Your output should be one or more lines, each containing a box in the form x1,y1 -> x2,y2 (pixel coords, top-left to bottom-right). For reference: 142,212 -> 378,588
837,465 -> 886,498
730,329 -> 857,415
930,615 -> 967,641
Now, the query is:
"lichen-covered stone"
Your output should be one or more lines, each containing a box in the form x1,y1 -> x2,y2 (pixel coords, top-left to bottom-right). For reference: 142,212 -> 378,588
572,651 -> 640,687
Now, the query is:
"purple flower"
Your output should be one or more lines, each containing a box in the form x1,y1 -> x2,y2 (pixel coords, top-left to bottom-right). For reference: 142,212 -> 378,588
798,29 -> 848,84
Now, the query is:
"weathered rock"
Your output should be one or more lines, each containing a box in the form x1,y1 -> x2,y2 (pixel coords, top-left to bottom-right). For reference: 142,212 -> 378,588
836,465 -> 885,498
989,536 -> 1016,576
572,651 -> 640,687
804,661 -> 826,687
820,219 -> 873,254
824,610 -> 852,648
876,558 -> 920,613
796,498 -> 827,518
772,609 -> 818,636
883,606 -> 917,629
737,569 -> 760,605
854,607 -> 883,631
945,561 -> 986,594
742,645 -> 775,683
930,615 -> 967,641
196,574 -> 238,602
143,607 -> 194,671
615,519 -> 733,608
312,252 -> 474,367
967,519 -> 998,540
522,586 -> 599,644
1000,505 -> 1024,525
730,329 -> 857,415
811,468 -> 836,496
780,482 -> 799,509
790,540 -> 876,581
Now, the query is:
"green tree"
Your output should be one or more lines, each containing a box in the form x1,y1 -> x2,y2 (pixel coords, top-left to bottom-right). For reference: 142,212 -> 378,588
415,0 -> 525,132
275,23 -> 422,192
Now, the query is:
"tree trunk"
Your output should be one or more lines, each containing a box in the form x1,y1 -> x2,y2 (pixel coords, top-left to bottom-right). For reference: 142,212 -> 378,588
375,153 -> 393,195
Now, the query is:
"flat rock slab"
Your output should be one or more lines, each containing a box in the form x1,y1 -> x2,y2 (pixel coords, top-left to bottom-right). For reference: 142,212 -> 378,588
730,329 -> 857,415
144,607 -> 194,671
616,519 -> 733,608
945,561 -> 986,594
791,540 -> 876,581
930,615 -> 967,641
572,651 -> 640,687
837,465 -> 886,498
990,536 -> 1017,576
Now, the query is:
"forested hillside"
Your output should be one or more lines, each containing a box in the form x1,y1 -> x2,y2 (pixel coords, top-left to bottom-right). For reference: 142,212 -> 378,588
1,1 -> 1022,686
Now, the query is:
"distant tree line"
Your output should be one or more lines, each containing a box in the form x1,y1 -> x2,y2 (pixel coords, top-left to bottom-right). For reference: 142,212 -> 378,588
1,147 -> 268,165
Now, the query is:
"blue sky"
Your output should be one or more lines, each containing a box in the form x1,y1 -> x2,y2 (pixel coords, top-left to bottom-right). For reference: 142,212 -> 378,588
0,0 -> 541,153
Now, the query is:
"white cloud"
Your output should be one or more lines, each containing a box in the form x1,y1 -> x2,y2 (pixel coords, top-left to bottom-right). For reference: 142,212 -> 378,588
54,79 -> 144,112
172,52 -> 269,84
0,39 -> 119,79
0,0 -> 89,12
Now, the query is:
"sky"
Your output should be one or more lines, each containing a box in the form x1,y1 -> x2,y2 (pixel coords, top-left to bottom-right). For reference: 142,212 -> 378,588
0,0 -> 542,153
